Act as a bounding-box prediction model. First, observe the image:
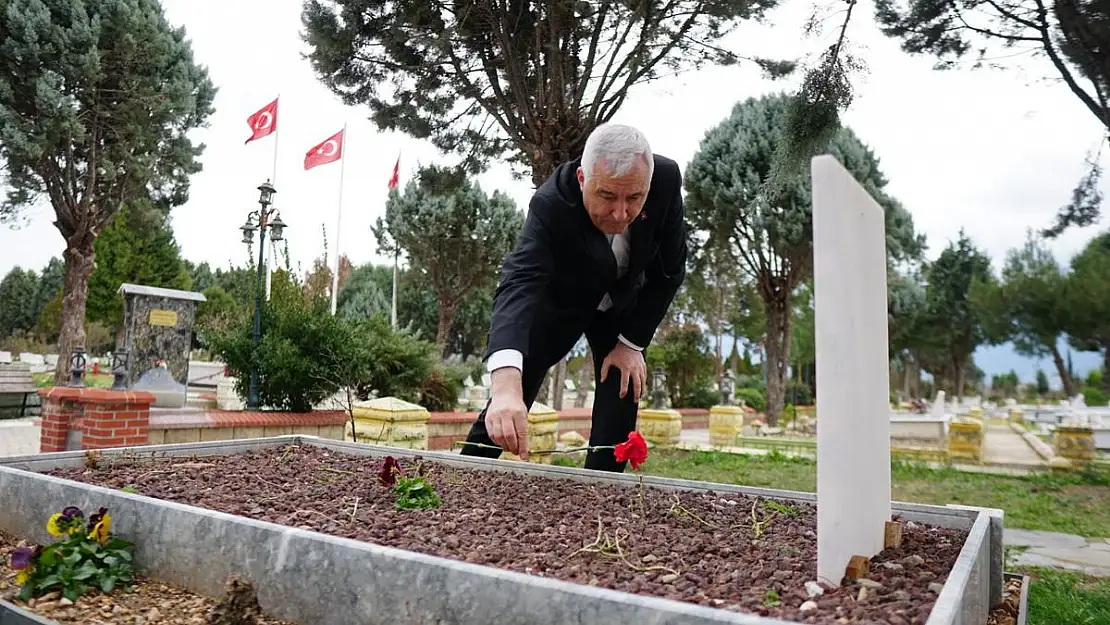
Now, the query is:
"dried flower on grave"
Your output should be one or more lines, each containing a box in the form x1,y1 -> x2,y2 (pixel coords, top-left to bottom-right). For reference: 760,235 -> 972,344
379,456 -> 402,487
614,432 -> 649,470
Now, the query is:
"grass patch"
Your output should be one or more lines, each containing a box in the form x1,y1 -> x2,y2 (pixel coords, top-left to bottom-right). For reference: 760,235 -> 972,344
1018,567 -> 1110,625
33,372 -> 113,389
574,448 -> 1110,537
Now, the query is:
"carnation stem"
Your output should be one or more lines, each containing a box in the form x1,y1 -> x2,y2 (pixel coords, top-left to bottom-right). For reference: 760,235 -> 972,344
453,441 -> 616,455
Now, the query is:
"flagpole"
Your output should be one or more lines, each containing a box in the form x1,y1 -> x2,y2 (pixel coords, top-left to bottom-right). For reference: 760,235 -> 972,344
389,149 -> 401,329
391,251 -> 399,329
329,124 -> 347,316
265,93 -> 280,302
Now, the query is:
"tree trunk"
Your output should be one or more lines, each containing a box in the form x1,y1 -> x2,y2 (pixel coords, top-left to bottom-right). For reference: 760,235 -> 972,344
53,245 -> 96,385
953,359 -> 965,399
575,347 -> 592,408
1050,344 -> 1077,397
551,359 -> 567,410
1103,346 -> 1110,392
434,301 -> 458,359
714,332 -> 723,381
763,300 -> 790,427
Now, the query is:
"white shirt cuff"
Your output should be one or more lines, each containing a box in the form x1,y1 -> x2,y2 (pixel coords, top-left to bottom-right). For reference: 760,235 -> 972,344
486,349 -> 523,372
618,335 -> 643,351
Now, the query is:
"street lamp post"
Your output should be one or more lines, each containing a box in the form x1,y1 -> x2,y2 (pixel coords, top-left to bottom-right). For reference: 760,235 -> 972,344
240,180 -> 287,410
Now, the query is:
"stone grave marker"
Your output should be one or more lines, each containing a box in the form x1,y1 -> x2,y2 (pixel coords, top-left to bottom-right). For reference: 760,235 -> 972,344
117,283 -> 206,401
811,154 -> 892,587
931,390 -> 946,419
132,361 -> 188,408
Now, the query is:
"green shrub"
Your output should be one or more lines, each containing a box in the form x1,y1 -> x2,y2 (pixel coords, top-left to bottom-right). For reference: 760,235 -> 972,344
419,366 -> 461,412
736,387 -> 765,412
1083,386 -> 1109,408
735,373 -> 764,391
683,386 -> 721,409
202,270 -> 437,412
784,379 -> 813,405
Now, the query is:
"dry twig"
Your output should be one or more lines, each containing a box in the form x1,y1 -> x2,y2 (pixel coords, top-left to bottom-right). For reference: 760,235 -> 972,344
566,516 -> 680,576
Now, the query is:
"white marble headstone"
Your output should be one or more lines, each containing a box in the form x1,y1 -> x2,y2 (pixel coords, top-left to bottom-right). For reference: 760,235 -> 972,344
931,390 -> 946,419
812,155 -> 892,587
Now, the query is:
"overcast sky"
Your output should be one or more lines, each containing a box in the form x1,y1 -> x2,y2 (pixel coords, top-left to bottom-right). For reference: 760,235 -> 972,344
1,1 -> 1107,326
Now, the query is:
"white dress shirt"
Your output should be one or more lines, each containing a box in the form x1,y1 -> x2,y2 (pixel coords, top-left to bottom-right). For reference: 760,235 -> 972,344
485,230 -> 643,372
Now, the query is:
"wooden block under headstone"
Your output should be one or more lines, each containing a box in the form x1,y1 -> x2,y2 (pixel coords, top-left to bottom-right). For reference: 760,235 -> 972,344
884,521 -> 903,549
812,154 -> 892,587
844,555 -> 870,581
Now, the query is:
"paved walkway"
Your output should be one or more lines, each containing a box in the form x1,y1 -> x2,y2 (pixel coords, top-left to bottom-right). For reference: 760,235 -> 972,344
983,422 -> 1045,467
0,418 -> 40,457
1005,529 -> 1110,577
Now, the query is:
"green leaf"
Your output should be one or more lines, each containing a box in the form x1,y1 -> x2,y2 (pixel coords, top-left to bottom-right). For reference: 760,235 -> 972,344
73,561 -> 99,581
100,576 -> 116,593
39,574 -> 61,588
62,584 -> 81,603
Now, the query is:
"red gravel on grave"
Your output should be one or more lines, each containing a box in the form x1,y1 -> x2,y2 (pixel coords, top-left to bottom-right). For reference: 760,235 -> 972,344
45,445 -> 968,625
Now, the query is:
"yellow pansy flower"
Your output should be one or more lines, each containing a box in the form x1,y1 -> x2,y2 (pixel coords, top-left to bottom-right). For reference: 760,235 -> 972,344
46,513 -> 64,537
88,512 -> 112,543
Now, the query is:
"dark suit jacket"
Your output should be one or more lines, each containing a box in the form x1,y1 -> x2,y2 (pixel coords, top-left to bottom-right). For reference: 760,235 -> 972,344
484,154 -> 687,362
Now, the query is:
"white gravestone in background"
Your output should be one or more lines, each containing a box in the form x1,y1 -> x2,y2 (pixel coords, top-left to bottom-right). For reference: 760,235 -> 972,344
812,154 -> 892,587
931,390 -> 946,419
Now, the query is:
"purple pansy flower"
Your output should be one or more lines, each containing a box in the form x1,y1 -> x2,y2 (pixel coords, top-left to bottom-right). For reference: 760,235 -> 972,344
9,546 -> 34,570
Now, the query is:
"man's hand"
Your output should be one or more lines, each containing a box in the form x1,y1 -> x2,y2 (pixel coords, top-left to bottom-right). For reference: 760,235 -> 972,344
600,342 -> 647,402
486,367 -> 530,459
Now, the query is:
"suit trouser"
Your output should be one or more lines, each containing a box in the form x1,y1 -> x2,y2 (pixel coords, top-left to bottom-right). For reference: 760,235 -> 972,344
460,309 -> 640,472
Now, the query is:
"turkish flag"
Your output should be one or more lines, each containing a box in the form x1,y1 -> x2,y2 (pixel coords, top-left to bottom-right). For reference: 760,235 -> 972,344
388,155 -> 400,189
244,98 -> 278,144
304,129 -> 344,170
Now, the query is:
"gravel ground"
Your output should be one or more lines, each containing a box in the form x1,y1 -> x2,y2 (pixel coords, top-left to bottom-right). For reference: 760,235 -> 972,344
0,531 -> 295,625
38,444 -> 976,625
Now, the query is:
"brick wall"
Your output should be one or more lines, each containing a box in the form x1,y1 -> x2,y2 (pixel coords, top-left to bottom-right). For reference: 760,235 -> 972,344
37,388 -> 156,452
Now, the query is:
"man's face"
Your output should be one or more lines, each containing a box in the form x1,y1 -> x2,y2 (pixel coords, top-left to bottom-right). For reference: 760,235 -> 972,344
577,159 -> 650,235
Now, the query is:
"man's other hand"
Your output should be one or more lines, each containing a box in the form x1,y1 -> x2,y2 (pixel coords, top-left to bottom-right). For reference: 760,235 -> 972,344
600,342 -> 647,402
487,368 -> 530,459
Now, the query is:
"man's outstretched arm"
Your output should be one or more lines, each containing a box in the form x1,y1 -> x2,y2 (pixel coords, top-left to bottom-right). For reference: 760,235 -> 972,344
481,196 -> 557,459
484,195 -> 557,369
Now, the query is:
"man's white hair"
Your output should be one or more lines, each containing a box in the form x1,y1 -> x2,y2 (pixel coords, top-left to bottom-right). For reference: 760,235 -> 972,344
580,123 -> 654,183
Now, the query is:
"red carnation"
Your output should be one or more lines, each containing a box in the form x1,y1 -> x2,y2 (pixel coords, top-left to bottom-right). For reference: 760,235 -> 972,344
613,431 -> 649,470
379,456 -> 402,487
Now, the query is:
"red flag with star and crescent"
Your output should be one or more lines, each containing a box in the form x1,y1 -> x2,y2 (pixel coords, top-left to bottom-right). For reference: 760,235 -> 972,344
304,129 -> 344,170
244,98 -> 278,145
388,155 -> 400,189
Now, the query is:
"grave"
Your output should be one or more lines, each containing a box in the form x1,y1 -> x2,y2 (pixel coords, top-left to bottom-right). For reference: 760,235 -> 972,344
117,283 -> 206,407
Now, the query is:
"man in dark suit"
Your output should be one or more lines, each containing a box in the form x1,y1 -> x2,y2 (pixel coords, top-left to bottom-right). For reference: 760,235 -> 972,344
459,123 -> 687,472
